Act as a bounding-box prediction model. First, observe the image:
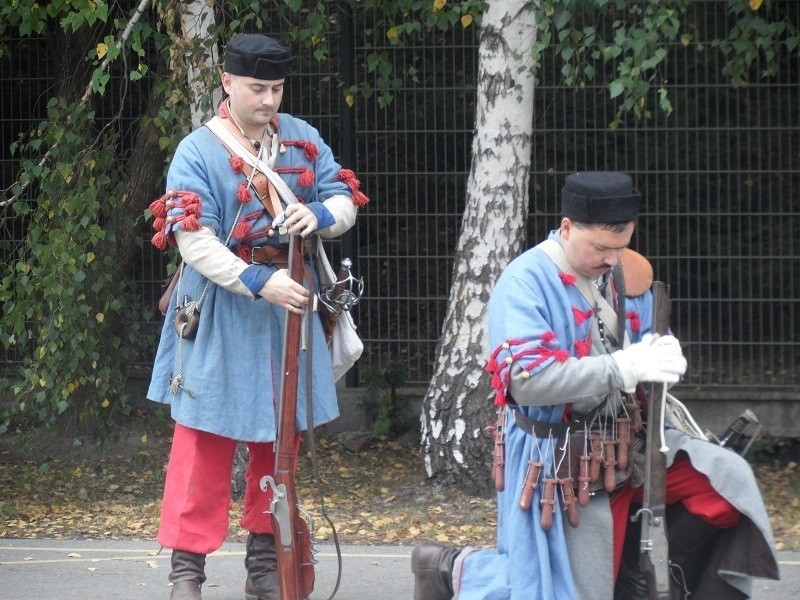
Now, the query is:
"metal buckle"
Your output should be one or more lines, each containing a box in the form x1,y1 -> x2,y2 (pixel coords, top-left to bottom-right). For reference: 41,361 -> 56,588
250,246 -> 270,265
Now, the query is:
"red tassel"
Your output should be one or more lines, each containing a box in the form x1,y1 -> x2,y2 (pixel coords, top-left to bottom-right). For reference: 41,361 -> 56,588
552,349 -> 570,362
626,311 -> 641,332
299,168 -> 314,187
303,141 -> 319,161
285,139 -> 319,161
233,221 -> 251,240
572,306 -> 595,325
235,244 -> 252,262
338,168 -> 355,182
181,215 -> 201,231
181,191 -> 200,205
236,182 -> 252,203
152,217 -> 165,232
149,198 -> 167,218
575,339 -> 590,358
558,272 -> 576,286
183,202 -> 202,217
354,190 -> 370,207
229,156 -> 244,173
541,331 -> 557,345
485,357 -> 497,374
151,231 -> 167,251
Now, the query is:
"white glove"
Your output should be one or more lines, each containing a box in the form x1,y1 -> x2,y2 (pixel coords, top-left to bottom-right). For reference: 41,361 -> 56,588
611,333 -> 687,393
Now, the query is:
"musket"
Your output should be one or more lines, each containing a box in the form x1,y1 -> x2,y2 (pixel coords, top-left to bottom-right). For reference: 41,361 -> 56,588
632,280 -> 672,600
260,233 -> 315,600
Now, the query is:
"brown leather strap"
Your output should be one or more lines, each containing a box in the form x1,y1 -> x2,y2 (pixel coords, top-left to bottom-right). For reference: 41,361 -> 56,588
250,246 -> 289,266
265,177 -> 283,220
209,128 -> 284,219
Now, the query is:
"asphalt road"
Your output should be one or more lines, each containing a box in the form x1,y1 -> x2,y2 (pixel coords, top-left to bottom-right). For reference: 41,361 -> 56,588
0,538 -> 797,599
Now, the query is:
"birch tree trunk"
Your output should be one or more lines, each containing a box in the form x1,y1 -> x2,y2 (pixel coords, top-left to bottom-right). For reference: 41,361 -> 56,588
178,0 -> 252,496
420,0 -> 537,495
182,0 -> 222,129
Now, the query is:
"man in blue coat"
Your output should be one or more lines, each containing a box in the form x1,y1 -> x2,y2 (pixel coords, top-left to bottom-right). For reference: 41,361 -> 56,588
412,172 -> 778,599
147,34 -> 368,599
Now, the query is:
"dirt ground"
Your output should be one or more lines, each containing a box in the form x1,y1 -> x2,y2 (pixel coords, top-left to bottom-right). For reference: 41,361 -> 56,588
1,417 -> 798,551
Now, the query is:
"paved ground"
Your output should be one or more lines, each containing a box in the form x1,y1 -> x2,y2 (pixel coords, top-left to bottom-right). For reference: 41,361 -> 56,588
0,538 -> 797,599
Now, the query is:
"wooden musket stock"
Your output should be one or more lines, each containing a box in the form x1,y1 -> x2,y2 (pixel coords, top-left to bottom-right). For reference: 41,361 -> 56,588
262,234 -> 315,600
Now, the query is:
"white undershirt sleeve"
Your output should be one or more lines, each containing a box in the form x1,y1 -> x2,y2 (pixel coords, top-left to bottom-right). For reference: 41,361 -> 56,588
318,194 -> 357,238
174,227 -> 255,298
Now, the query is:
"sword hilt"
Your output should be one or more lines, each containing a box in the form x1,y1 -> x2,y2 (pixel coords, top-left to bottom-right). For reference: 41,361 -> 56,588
318,258 -> 364,314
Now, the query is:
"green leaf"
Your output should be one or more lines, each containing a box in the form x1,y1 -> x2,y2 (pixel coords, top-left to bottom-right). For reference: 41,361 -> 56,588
609,80 -> 625,99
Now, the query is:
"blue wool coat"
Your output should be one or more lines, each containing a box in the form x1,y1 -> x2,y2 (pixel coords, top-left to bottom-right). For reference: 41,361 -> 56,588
147,114 -> 355,442
457,231 -> 651,599
457,232 -> 777,599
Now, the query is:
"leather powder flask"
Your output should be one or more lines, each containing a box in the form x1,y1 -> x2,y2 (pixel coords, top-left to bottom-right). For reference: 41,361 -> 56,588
174,297 -> 201,339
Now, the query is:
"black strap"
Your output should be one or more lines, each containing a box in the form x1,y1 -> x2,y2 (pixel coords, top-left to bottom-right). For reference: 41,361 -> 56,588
512,397 -> 610,438
513,410 -> 571,438
304,284 -> 343,600
611,264 -> 627,349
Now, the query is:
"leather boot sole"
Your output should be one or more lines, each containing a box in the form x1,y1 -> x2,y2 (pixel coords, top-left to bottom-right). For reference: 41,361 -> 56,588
170,580 -> 202,600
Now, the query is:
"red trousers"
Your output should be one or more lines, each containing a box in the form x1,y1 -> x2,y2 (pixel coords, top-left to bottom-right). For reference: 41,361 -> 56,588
610,456 -> 741,578
157,423 -> 300,555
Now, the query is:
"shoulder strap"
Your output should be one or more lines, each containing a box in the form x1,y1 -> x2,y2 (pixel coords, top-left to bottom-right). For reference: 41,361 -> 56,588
206,116 -> 299,208
204,117 -> 283,219
539,238 -> 630,348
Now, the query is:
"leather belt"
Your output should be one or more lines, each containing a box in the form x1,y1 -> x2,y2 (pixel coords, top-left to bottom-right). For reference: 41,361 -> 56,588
249,243 -> 311,267
513,410 -> 572,438
250,245 -> 289,267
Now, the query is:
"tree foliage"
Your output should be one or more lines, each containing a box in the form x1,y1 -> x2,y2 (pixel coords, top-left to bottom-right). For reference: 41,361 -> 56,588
1,97 -> 145,439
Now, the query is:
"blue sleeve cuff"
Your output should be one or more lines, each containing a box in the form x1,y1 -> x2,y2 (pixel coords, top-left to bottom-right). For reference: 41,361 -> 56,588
239,265 -> 271,296
308,202 -> 335,230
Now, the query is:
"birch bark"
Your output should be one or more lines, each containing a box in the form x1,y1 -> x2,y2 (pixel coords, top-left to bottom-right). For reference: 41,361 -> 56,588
181,0 -> 222,129
420,0 -> 538,493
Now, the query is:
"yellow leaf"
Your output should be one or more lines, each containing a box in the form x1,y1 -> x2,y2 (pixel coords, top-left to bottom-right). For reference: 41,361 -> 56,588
141,433 -> 148,444
461,14 -> 473,28
86,252 -> 96,263
433,0 -> 447,10
345,94 -> 355,108
96,312 -> 105,323
101,399 -> 110,408
749,0 -> 762,10
97,43 -> 108,60
387,27 -> 398,40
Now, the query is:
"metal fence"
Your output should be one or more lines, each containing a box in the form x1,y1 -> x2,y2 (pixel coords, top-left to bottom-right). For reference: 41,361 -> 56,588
1,1 -> 798,396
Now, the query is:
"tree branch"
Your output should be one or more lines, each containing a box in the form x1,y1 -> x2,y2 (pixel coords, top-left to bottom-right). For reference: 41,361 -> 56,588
0,0 -> 152,209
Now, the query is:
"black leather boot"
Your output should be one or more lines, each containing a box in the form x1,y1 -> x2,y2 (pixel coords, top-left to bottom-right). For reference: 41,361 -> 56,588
244,532 -> 280,600
169,550 -> 206,600
411,541 -> 461,600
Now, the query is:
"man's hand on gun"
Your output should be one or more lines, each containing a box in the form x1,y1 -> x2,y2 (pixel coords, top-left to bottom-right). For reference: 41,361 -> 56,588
611,333 -> 687,393
259,270 -> 310,314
